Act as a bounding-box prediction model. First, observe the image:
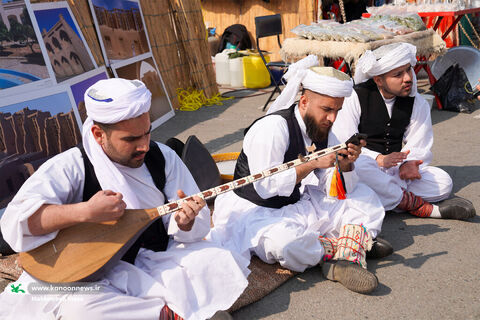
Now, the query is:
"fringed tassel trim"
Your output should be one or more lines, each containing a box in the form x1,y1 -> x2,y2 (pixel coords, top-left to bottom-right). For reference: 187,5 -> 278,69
329,154 -> 347,200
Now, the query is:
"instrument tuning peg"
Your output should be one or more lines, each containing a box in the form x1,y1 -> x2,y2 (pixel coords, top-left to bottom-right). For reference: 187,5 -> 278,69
306,143 -> 316,154
298,154 -> 307,162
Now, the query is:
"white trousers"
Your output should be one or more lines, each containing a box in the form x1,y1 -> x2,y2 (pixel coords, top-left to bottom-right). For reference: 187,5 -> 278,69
211,183 -> 385,273
355,155 -> 453,211
0,241 -> 250,320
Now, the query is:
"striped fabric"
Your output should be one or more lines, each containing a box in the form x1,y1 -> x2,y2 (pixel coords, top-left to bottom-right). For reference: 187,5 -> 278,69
160,305 -> 184,320
333,224 -> 372,269
397,190 -> 433,218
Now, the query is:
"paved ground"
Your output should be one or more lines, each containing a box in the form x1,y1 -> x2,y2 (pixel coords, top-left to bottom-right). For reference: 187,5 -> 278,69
151,79 -> 480,320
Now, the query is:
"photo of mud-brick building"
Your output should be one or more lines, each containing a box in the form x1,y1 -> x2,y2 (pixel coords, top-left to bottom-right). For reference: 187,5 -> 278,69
114,57 -> 171,123
34,7 -> 95,83
92,0 -> 149,61
0,94 -> 81,208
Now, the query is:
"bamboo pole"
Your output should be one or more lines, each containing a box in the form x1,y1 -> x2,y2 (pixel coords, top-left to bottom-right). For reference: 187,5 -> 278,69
171,0 -> 218,98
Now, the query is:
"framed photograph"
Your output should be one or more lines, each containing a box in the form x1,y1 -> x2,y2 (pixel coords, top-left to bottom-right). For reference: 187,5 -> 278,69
0,0 -> 54,98
89,0 -> 151,65
112,55 -> 174,129
0,86 -> 80,210
69,66 -> 109,123
26,1 -> 97,84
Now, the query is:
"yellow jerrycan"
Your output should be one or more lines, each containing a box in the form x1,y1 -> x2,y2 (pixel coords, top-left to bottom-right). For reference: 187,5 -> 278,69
243,54 -> 272,89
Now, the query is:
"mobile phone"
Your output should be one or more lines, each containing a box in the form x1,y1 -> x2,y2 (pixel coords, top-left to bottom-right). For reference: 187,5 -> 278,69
338,133 -> 367,158
345,133 -> 368,146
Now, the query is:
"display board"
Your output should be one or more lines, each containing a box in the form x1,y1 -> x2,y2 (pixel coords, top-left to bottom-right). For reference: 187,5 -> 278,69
26,1 -> 97,85
0,0 -> 181,217
89,0 -> 151,65
0,85 -> 81,211
89,0 -> 174,127
0,0 -> 54,98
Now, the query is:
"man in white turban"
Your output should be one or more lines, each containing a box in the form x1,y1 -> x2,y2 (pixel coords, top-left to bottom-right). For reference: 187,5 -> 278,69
331,42 -> 476,220
210,56 -> 390,294
0,79 -> 249,320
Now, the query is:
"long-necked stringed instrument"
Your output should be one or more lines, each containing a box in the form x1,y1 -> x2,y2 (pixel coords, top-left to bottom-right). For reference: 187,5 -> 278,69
20,133 -> 366,283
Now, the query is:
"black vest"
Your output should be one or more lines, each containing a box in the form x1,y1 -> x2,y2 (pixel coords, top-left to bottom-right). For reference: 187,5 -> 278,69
233,104 -> 327,209
79,141 -> 170,264
355,79 -> 414,155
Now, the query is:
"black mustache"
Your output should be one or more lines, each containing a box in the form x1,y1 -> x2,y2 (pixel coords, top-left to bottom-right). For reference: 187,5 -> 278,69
132,152 -> 146,158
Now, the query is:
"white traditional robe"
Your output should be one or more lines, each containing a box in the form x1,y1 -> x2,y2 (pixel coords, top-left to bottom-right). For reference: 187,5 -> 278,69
331,90 -> 453,211
210,106 -> 385,272
0,143 -> 249,320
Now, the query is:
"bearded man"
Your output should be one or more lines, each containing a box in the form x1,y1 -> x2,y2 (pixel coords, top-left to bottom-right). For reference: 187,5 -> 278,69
210,56 -> 390,294
331,42 -> 476,220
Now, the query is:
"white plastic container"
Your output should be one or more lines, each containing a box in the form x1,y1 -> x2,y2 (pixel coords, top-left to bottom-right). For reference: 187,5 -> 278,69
421,94 -> 435,110
229,57 -> 244,87
214,51 -> 230,85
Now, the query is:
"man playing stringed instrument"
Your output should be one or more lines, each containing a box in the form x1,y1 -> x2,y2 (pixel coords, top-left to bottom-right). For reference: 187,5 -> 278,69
210,56 -> 390,294
331,42 -> 476,220
0,79 -> 249,320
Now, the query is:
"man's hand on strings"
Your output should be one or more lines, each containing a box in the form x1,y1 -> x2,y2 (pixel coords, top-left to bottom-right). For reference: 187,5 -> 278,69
311,153 -> 337,170
82,190 -> 126,223
376,150 -> 410,169
399,160 -> 422,180
175,190 -> 206,231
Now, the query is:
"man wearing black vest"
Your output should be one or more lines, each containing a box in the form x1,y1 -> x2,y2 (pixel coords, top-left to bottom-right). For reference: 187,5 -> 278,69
331,42 -> 475,220
0,79 -> 248,320
211,57 -> 389,295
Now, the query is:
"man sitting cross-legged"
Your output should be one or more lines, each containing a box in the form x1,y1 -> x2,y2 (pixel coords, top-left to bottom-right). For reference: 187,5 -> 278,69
210,56 -> 391,295
331,42 -> 476,220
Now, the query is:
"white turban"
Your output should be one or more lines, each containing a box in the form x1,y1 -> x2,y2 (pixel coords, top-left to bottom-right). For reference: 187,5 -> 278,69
82,78 -> 152,208
267,55 -> 353,115
354,42 -> 418,97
